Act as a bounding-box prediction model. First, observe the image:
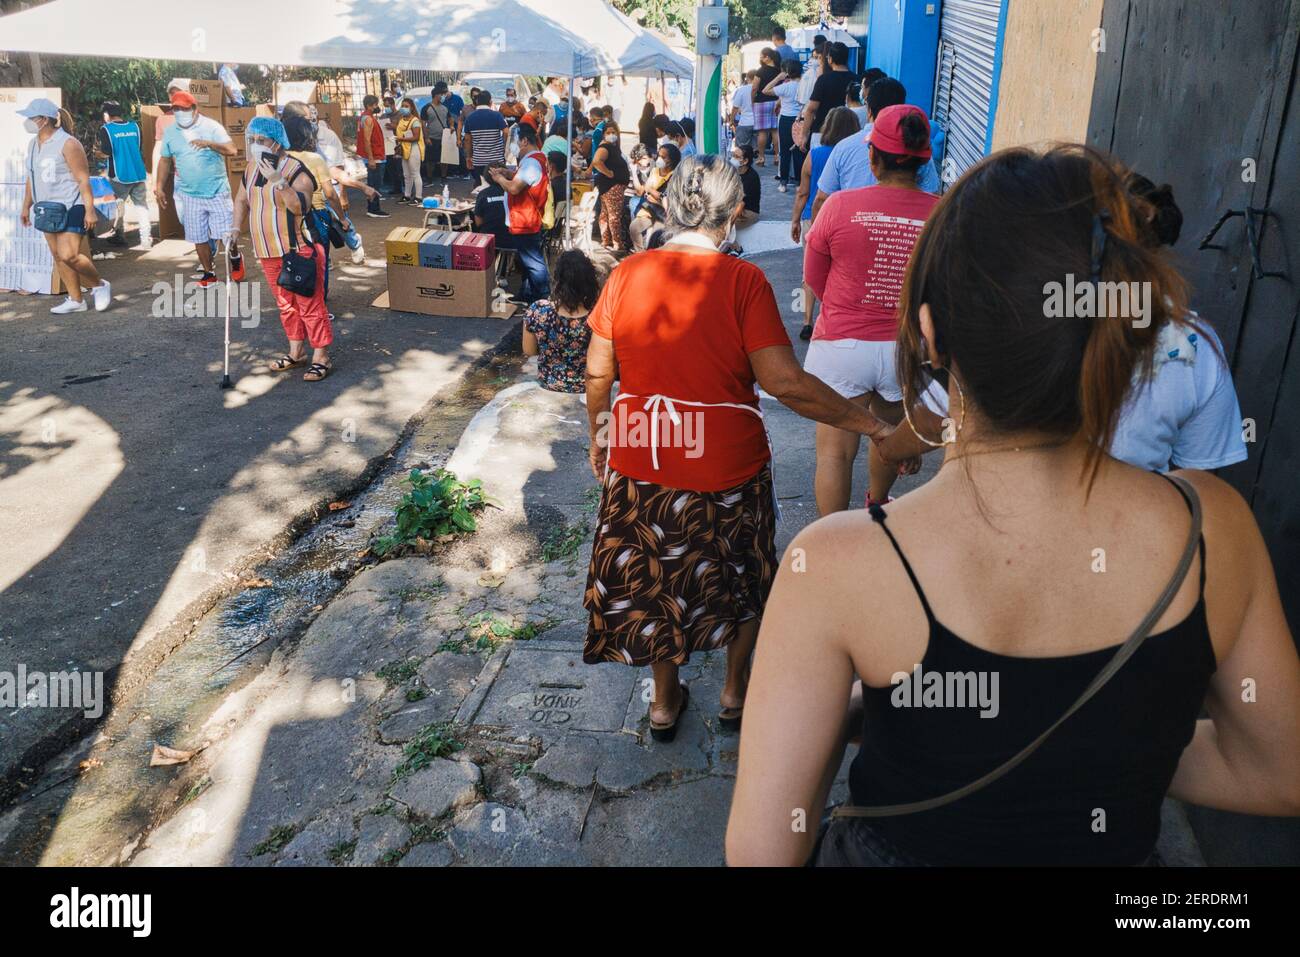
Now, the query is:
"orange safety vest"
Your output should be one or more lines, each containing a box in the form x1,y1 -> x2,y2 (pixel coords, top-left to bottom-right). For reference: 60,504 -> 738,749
507,150 -> 549,235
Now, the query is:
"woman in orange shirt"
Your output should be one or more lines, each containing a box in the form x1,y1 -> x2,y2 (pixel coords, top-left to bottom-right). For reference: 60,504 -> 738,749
584,154 -> 891,742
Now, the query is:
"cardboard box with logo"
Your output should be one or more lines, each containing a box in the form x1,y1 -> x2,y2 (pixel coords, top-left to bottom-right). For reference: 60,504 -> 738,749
452,233 -> 495,270
221,105 -> 257,138
387,263 -> 499,318
417,230 -> 456,270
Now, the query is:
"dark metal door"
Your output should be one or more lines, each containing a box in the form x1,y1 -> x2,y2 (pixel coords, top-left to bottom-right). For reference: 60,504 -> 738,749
1089,0 -> 1299,612
1088,0 -> 1300,865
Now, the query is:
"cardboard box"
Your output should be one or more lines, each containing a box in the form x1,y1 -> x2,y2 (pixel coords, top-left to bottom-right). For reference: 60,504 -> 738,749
227,151 -> 248,173
192,80 -> 223,107
452,232 -> 495,270
159,180 -> 183,240
221,105 -> 257,137
417,229 -> 456,270
386,262 -> 498,318
169,78 -> 222,108
385,226 -> 427,267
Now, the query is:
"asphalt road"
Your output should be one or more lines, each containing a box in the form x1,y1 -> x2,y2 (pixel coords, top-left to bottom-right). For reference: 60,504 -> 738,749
0,180 -> 513,787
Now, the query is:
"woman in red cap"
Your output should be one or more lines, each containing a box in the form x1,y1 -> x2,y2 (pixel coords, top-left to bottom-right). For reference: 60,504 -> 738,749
801,104 -> 939,515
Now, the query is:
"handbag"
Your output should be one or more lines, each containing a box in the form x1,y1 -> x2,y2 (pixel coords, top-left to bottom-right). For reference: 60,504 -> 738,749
277,193 -> 317,297
32,200 -> 69,233
440,128 -> 459,165
324,207 -> 348,249
829,474 -> 1203,822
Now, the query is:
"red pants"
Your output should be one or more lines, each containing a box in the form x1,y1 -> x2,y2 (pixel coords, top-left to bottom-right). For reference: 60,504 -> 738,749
259,246 -> 332,348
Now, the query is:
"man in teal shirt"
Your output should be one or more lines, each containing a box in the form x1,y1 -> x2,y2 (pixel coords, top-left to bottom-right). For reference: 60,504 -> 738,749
155,90 -> 244,285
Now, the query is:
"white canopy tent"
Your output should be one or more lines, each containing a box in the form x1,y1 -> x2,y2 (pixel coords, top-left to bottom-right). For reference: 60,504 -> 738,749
0,0 -> 695,79
0,0 -> 696,246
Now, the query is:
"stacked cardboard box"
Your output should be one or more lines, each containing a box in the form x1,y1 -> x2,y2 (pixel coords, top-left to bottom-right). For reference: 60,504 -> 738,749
384,226 -> 502,318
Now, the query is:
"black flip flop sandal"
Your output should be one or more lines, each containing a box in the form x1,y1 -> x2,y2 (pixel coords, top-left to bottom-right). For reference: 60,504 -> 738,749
303,361 -> 332,382
718,704 -> 744,734
649,683 -> 690,743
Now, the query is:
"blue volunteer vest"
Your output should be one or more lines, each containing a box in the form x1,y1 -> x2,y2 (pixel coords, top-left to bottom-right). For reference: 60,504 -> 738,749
104,121 -> 146,184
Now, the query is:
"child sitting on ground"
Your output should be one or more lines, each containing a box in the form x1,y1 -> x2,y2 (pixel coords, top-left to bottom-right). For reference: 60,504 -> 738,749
522,249 -> 607,394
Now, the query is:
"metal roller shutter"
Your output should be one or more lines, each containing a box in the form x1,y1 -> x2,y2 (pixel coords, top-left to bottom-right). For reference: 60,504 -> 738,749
931,0 -> 1002,186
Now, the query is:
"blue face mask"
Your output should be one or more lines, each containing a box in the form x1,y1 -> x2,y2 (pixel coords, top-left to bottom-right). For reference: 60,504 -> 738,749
399,107 -> 411,116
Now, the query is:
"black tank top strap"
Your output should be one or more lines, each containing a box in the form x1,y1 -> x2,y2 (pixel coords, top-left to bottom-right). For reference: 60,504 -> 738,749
1155,472 -> 1207,596
868,503 -> 938,626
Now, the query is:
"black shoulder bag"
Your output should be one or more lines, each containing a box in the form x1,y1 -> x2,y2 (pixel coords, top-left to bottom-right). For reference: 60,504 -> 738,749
276,190 -> 317,298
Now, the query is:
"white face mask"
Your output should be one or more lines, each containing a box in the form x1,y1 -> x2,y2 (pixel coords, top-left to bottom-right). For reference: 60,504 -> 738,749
725,220 -> 737,245
655,157 -> 666,170
730,155 -> 743,168
23,118 -> 41,134
248,143 -> 272,166
174,110 -> 196,129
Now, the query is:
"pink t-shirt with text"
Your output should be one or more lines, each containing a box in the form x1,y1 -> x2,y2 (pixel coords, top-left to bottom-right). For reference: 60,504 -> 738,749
804,185 -> 939,342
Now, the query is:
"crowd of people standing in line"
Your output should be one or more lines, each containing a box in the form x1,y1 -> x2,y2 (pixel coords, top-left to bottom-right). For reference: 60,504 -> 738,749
490,43 -> 1299,867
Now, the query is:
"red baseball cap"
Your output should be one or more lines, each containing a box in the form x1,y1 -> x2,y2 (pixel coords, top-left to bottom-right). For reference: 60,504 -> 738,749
169,90 -> 198,109
870,104 -> 932,160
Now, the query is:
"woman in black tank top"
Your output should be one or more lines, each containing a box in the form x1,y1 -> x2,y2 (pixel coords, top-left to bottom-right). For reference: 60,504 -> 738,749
726,144 -> 1300,867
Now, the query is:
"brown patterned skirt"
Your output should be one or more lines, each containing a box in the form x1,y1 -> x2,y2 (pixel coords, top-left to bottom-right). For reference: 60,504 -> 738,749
584,465 -> 777,666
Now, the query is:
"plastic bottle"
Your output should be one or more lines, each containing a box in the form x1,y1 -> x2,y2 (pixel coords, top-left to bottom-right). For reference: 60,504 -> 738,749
442,184 -> 450,207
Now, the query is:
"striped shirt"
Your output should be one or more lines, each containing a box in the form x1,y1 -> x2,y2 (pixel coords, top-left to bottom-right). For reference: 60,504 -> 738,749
245,155 -> 316,259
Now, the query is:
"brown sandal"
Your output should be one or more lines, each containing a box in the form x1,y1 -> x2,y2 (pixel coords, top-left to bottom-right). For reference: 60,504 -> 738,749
269,353 -> 307,372
302,361 -> 332,382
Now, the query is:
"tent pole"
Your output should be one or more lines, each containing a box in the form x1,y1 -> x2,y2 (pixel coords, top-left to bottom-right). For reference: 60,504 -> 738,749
566,72 -> 575,249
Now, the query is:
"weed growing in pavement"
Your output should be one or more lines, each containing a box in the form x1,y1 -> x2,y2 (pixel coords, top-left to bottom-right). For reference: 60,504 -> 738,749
372,469 -> 489,557
327,840 -> 356,865
376,658 -> 421,686
249,823 -> 298,858
542,520 -> 589,561
392,723 -> 464,782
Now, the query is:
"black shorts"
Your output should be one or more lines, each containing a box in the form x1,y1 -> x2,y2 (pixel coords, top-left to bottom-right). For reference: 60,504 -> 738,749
58,204 -> 87,235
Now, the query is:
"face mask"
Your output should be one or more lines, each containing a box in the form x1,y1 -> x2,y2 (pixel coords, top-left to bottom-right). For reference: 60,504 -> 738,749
725,221 -> 737,246
657,135 -> 668,146
655,158 -> 666,170
506,96 -> 516,103
24,118 -> 41,134
399,107 -> 411,116
249,143 -> 279,168
174,110 -> 196,128
730,156 -> 743,168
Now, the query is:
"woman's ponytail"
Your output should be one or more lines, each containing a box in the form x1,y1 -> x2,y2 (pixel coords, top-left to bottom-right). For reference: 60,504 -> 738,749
1076,156 -> 1190,489
56,108 -> 75,134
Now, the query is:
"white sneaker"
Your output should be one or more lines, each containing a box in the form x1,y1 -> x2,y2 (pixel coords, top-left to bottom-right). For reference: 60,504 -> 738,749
92,280 -> 112,312
50,297 -> 88,314
351,245 -> 366,265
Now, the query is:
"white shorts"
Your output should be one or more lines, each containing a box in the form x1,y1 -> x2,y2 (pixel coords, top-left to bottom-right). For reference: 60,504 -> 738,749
803,338 -> 902,401
179,190 -> 233,245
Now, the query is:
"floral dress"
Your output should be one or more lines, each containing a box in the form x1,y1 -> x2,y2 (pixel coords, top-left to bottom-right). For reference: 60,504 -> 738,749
524,301 -> 590,393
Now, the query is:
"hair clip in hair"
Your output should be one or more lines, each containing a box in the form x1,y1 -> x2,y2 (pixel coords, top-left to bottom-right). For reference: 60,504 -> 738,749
1090,211 -> 1111,282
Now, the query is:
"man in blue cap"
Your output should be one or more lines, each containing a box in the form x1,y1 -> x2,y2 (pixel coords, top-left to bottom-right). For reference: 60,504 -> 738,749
155,89 -> 242,286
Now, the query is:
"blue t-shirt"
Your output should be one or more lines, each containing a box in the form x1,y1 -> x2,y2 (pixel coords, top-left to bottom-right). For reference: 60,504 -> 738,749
774,43 -> 797,63
443,93 -> 465,119
1111,323 -> 1247,472
817,123 -> 941,195
161,114 -> 232,198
